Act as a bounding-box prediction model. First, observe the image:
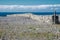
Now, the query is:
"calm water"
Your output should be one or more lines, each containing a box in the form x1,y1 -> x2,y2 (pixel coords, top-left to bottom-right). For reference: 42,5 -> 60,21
0,12 -> 60,16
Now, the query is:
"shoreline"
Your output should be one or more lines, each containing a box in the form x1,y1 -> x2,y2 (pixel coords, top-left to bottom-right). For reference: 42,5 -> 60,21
0,13 -> 60,40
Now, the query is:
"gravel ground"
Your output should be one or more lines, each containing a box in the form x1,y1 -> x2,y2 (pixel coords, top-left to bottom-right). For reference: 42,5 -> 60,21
0,14 -> 60,40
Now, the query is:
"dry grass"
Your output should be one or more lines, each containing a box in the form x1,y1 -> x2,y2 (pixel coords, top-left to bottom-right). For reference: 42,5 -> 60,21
19,32 -> 57,38
0,29 -> 5,38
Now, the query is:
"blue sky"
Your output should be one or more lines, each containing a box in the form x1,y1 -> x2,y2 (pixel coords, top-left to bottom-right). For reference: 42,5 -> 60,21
0,0 -> 60,12
0,0 -> 60,5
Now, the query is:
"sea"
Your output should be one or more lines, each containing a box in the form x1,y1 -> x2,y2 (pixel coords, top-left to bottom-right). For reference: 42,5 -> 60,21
0,12 -> 60,16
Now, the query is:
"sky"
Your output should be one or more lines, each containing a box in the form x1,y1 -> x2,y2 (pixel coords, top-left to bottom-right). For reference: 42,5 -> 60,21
0,0 -> 60,5
0,0 -> 60,12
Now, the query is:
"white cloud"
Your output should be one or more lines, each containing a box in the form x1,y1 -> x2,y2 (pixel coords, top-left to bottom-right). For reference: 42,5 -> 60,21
0,4 -> 60,12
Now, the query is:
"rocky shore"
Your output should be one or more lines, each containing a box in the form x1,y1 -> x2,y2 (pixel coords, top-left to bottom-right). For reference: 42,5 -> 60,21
0,13 -> 60,40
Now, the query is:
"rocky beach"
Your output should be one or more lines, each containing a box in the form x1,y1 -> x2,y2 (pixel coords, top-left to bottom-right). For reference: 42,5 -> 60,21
0,13 -> 60,40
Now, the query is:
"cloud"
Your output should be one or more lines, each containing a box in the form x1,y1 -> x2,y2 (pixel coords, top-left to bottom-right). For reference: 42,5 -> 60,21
0,4 -> 60,12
